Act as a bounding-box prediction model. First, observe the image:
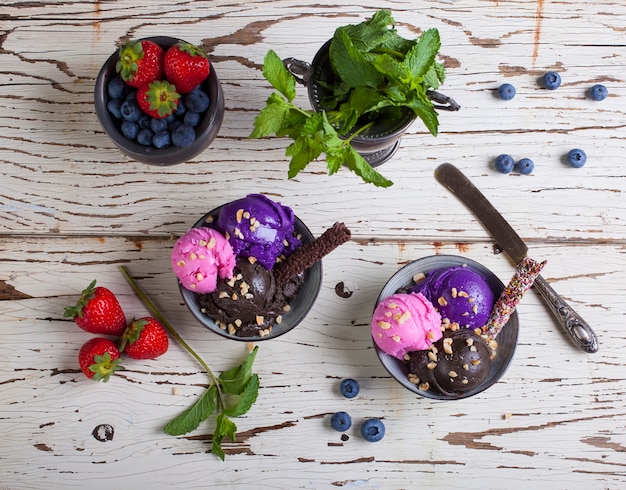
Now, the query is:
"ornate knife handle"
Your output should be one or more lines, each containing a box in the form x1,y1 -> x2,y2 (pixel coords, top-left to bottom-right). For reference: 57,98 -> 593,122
533,275 -> 599,353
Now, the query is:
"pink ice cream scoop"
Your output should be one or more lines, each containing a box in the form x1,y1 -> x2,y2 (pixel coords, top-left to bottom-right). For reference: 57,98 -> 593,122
171,227 -> 236,294
372,292 -> 443,360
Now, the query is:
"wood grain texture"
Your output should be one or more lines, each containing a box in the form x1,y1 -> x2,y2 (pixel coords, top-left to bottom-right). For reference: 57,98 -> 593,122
1,1 -> 626,488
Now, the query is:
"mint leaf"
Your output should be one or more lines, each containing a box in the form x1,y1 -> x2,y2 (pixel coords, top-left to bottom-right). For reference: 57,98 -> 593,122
224,374 -> 260,417
330,28 -> 384,89
219,346 -> 258,395
342,146 -> 393,188
249,93 -> 291,138
212,413 -> 238,461
164,384 -> 217,436
405,93 -> 439,136
286,136 -> 324,178
404,28 -> 440,80
262,50 -> 296,102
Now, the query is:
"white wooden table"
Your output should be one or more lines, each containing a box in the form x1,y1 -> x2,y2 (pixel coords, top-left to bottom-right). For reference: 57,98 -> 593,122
1,1 -> 625,488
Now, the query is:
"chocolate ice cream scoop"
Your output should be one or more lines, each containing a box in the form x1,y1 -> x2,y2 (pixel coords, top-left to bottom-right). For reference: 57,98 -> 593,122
408,329 -> 494,396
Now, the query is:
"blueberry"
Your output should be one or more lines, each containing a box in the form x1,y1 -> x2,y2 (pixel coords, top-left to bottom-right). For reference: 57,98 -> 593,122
515,158 -> 534,175
340,378 -> 359,398
137,114 -> 152,129
120,121 -> 139,139
330,412 -> 352,432
150,117 -> 168,133
543,71 -> 561,90
567,148 -> 587,168
173,99 -> 187,116
169,120 -> 183,132
184,111 -> 201,127
125,90 -> 137,101
184,89 -> 210,113
120,99 -> 142,122
107,77 -> 126,99
106,98 -> 123,119
153,130 -> 171,149
498,83 -> 516,101
494,154 -> 515,174
136,128 -> 154,146
588,84 -> 607,101
171,124 -> 196,147
360,419 -> 385,442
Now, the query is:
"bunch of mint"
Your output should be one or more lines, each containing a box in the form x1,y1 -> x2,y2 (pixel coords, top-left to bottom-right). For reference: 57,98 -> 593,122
120,266 -> 259,461
250,9 -> 447,188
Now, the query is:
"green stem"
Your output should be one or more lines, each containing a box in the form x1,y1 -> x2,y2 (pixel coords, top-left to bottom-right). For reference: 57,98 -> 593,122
118,266 -> 224,406
345,121 -> 375,143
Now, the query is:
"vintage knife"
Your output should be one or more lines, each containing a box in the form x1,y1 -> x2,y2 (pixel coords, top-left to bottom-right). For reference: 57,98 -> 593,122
434,163 -> 599,353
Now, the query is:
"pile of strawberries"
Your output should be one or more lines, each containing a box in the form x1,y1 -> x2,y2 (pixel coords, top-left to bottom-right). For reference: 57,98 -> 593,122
64,280 -> 169,382
117,38 -> 210,118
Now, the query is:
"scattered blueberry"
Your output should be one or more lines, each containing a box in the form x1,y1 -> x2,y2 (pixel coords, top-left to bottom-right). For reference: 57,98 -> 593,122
567,148 -> 587,168
184,111 -> 201,127
125,90 -> 137,101
340,378 -> 359,398
185,89 -> 210,112
106,98 -> 122,119
150,117 -> 168,133
168,120 -> 183,133
588,84 -> 607,101
137,114 -> 152,129
543,71 -> 561,90
120,99 -> 142,122
515,158 -> 535,175
330,412 -> 352,432
360,419 -> 385,442
153,130 -> 171,149
494,154 -> 515,174
173,99 -> 187,116
107,77 -> 126,99
171,124 -> 196,147
498,83 -> 516,101
120,121 -> 139,139
136,128 -> 154,146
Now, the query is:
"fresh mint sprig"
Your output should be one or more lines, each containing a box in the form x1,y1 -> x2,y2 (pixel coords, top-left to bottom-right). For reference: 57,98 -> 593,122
249,9 -> 448,187
119,266 -> 259,461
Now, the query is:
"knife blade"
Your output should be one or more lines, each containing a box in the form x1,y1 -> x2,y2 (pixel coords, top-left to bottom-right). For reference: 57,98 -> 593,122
434,163 -> 599,353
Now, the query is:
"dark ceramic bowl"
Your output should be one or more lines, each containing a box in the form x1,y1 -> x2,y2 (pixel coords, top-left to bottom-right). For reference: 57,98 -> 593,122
94,36 -> 224,165
178,204 -> 322,341
373,255 -> 519,400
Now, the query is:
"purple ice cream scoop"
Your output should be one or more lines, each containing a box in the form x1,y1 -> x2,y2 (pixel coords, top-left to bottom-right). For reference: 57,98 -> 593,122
214,194 -> 301,270
411,266 -> 495,329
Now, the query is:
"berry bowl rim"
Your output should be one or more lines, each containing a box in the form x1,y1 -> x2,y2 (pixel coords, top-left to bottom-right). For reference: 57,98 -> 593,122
177,203 -> 323,342
94,36 -> 225,166
373,254 -> 519,400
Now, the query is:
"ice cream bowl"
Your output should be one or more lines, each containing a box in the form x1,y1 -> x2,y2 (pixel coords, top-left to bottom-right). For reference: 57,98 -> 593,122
373,255 -> 519,400
178,205 -> 322,341
94,36 -> 225,166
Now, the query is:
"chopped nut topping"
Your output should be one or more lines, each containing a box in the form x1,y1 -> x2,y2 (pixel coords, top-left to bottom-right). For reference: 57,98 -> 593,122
189,252 -> 197,260
248,256 -> 257,264
461,379 -> 469,384
198,239 -> 207,247
466,338 -> 475,346
378,321 -> 392,330
228,324 -> 236,335
243,211 -> 251,220
207,237 -> 216,249
234,319 -> 242,327
427,362 -> 437,370
428,351 -> 438,362
231,293 -> 238,300
388,302 -> 398,309
427,330 -> 435,340
461,311 -> 469,316
471,359 -> 481,366
418,382 -> 430,391
458,291 -> 469,298
276,315 -> 282,324
384,311 -> 393,317
189,283 -> 196,289
256,315 -> 264,326
448,370 -> 458,378
463,364 -> 469,370
468,297 -> 475,303
245,293 -> 254,299
391,335 -> 402,342
236,209 -> 244,223
403,353 -> 411,361
470,345 -> 477,352
412,272 -> 426,283
438,296 -> 448,306
283,304 -> 291,312
408,373 -> 420,384
398,311 -> 411,324
451,287 -> 458,298
196,272 -> 204,281
198,254 -> 206,260
176,260 -> 185,267
472,305 -> 479,314
227,278 -> 236,287
236,274 -> 243,280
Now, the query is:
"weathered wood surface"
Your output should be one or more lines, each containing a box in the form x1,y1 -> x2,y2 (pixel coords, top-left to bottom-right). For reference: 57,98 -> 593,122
1,1 -> 626,488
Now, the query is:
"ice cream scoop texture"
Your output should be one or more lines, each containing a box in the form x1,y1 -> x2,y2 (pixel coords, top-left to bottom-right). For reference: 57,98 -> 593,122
171,227 -> 236,293
372,292 -> 442,360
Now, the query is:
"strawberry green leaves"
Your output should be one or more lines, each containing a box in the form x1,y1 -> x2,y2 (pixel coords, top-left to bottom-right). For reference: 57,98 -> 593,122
249,9 -> 449,187
163,347 -> 260,460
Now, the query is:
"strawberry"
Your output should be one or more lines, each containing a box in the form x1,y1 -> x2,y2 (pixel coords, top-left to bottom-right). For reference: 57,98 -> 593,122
120,317 -> 169,359
64,280 -> 127,336
164,41 -> 210,94
137,80 -> 180,118
116,39 -> 165,88
79,337 -> 124,382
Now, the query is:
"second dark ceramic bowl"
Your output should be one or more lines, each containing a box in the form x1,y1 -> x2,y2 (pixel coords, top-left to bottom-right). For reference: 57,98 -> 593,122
373,255 -> 519,400
178,204 -> 322,341
94,36 -> 224,165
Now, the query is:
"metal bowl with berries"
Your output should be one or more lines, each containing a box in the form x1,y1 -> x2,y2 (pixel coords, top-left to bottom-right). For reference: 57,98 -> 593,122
94,36 -> 224,166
